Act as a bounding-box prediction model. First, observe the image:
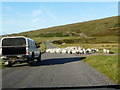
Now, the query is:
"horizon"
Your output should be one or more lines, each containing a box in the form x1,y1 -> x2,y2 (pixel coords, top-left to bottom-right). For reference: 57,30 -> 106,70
1,2 -> 118,35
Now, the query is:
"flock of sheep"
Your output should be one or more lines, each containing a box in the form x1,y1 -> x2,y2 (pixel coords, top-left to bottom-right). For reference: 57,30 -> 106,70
46,46 -> 110,54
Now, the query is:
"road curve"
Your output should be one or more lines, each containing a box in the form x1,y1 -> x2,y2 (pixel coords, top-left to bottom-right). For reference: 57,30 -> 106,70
2,42 -> 115,88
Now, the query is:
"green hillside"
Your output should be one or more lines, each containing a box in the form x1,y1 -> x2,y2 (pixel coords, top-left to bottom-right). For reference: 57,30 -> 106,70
3,16 -> 119,44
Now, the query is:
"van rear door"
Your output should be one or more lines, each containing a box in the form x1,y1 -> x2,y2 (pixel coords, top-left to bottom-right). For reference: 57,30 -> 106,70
2,37 -> 26,55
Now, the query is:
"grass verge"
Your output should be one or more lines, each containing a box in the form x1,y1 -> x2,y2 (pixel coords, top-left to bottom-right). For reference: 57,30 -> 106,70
39,43 -> 46,54
83,55 -> 118,84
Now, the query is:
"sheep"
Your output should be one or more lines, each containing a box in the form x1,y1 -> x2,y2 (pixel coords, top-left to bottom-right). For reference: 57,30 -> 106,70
46,48 -> 58,53
61,49 -> 67,54
50,49 -> 55,53
86,48 -> 92,54
46,46 -> 100,55
82,49 -> 86,54
55,48 -> 61,53
106,50 -> 110,54
46,49 -> 51,53
96,49 -> 99,52
78,50 -> 84,54
62,43 -> 66,45
91,48 -> 99,53
103,49 -> 110,54
66,50 -> 72,54
75,50 -> 80,54
71,50 -> 77,54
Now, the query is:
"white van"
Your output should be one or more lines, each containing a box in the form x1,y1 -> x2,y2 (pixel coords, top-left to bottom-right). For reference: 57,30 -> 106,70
0,36 -> 41,67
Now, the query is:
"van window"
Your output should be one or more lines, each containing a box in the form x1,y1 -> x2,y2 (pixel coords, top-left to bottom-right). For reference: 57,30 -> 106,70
31,41 -> 36,48
2,38 -> 26,46
32,41 -> 37,48
28,40 -> 32,47
28,40 -> 36,48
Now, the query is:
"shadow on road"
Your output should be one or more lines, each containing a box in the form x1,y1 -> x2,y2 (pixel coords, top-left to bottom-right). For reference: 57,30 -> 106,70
10,57 -> 86,67
33,57 -> 86,66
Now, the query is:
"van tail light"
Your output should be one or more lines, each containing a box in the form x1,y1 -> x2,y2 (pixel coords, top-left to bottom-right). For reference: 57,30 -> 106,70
26,52 -> 30,55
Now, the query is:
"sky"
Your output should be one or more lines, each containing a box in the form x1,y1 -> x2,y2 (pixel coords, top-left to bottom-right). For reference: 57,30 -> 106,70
1,2 -> 118,35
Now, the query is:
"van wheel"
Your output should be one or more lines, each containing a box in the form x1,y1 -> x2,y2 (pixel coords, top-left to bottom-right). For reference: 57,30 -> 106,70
27,58 -> 34,66
32,52 -> 35,59
37,53 -> 41,62
7,61 -> 12,67
28,60 -> 34,66
27,53 -> 35,66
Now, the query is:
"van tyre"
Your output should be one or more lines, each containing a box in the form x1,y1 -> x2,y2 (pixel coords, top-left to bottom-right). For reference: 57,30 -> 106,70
28,60 -> 34,66
28,58 -> 34,66
28,53 -> 35,66
37,53 -> 41,62
32,52 -> 35,59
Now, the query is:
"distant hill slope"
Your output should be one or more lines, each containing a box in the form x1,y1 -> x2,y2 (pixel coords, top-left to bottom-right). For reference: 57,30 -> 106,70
3,16 -> 119,44
13,16 -> 118,38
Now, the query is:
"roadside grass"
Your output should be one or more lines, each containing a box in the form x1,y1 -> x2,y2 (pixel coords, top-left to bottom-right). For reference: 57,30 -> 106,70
83,55 -> 118,84
39,43 -> 46,54
55,43 -> 118,84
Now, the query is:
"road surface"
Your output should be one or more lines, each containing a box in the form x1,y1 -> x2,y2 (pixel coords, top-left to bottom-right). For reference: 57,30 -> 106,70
2,42 -> 115,88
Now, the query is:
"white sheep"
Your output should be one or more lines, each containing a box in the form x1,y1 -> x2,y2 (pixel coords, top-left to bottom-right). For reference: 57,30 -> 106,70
46,49 -> 51,53
79,50 -> 84,54
82,49 -> 86,54
46,46 -> 100,55
71,50 -> 76,54
86,48 -> 92,54
61,49 -> 67,54
103,49 -> 110,54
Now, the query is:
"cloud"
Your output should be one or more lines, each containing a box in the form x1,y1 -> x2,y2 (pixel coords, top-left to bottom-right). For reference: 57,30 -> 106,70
32,10 -> 42,17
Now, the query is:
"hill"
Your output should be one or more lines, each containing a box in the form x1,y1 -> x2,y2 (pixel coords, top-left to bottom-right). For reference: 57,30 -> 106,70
3,16 -> 119,44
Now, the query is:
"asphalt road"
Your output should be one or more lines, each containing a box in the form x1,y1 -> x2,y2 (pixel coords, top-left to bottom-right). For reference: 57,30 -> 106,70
2,42 -> 115,88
